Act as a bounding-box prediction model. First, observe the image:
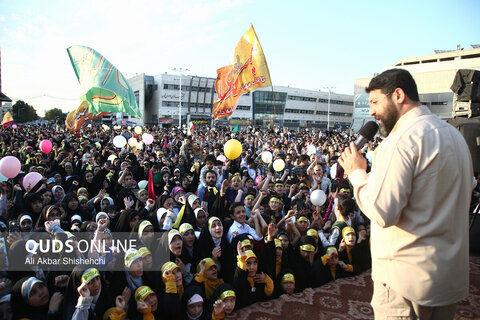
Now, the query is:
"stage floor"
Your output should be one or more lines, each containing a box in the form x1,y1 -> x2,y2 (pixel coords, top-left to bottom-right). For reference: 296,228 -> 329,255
227,259 -> 480,320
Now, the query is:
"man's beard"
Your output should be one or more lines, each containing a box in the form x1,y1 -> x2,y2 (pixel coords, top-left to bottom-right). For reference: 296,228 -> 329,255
378,100 -> 400,137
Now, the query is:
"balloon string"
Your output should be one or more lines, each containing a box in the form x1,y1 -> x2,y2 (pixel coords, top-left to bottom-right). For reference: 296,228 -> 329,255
323,174 -> 344,223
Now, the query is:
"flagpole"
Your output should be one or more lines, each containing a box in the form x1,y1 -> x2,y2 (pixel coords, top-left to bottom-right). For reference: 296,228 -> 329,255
251,25 -> 275,128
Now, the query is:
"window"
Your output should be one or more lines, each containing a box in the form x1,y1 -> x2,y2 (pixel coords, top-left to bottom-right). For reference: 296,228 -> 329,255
318,98 -> 328,103
431,101 -> 447,105
162,101 -> 177,107
163,84 -> 179,90
237,105 -> 251,110
287,95 -> 317,102
331,100 -> 353,106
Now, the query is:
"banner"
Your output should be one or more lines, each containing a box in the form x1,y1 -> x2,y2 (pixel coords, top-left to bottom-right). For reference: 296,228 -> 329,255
212,25 -> 272,120
67,45 -> 141,119
65,101 -> 109,132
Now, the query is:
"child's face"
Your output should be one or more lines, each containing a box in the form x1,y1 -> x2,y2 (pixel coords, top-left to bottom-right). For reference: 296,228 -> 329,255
231,206 -> 246,224
281,281 -> 295,295
223,297 -> 236,314
246,257 -> 258,277
344,232 -> 356,246
328,253 -> 339,267
206,160 -> 214,169
205,265 -> 218,280
296,221 -> 308,233
129,259 -> 143,277
187,301 -> 203,318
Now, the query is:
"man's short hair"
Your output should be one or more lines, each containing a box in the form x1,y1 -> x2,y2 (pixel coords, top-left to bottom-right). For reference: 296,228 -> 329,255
229,202 -> 245,215
366,68 -> 420,102
205,154 -> 216,163
337,195 -> 356,219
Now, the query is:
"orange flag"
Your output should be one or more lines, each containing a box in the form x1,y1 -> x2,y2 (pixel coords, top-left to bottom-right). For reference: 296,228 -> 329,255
213,25 -> 272,120
65,101 -> 110,131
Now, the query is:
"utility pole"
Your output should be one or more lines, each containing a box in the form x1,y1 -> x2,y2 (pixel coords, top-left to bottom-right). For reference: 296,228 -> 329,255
172,67 -> 189,129
323,87 -> 335,130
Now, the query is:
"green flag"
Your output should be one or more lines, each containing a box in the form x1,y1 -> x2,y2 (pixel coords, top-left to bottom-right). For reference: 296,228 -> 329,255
232,125 -> 239,133
67,45 -> 141,118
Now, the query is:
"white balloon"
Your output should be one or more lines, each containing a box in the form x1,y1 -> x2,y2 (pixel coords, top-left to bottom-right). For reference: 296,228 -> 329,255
307,144 -> 316,156
113,135 -> 127,148
311,189 -> 327,206
261,151 -> 273,164
330,162 -> 337,179
136,141 -> 143,150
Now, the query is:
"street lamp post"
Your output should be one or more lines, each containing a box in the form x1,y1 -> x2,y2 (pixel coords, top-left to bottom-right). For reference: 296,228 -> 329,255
172,67 -> 189,129
323,87 -> 335,131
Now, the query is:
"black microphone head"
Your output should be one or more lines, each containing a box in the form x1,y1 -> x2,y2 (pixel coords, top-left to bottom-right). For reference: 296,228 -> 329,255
359,121 -> 379,141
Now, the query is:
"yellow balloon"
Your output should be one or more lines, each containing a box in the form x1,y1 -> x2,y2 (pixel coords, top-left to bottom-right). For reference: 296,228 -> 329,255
128,137 -> 137,147
224,139 -> 242,160
273,159 -> 285,172
127,126 -> 132,130
134,126 -> 142,134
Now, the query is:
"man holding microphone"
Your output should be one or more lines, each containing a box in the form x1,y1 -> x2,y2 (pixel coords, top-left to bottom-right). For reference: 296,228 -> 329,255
339,69 -> 472,319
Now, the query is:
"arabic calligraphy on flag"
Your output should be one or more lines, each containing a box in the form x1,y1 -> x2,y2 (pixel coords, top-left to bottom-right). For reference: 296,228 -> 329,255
65,101 -> 110,132
212,25 -> 272,120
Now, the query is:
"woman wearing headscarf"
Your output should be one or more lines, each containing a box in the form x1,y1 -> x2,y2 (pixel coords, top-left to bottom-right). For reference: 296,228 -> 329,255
39,189 -> 54,207
34,205 -> 63,231
130,220 -> 155,250
62,193 -> 81,222
51,186 -> 65,205
193,217 -> 234,284
11,276 -> 63,320
24,193 -> 44,224
62,266 -> 113,320
113,209 -> 140,233
149,195 -> 175,232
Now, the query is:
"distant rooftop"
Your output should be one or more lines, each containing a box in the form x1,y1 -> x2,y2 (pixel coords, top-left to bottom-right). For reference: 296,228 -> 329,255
394,45 -> 480,67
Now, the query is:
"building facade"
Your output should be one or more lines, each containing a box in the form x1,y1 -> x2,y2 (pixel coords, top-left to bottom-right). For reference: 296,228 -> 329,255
122,72 -> 353,130
353,45 -> 480,130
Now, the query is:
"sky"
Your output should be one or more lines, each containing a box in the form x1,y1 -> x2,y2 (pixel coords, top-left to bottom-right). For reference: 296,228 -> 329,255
1,0 -> 479,117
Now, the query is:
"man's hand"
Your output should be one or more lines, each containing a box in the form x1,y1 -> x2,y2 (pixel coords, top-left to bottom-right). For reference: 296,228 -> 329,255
338,142 -> 367,175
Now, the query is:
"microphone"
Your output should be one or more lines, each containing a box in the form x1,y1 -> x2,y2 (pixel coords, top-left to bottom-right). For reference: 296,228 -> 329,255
333,121 -> 379,180
354,121 -> 379,150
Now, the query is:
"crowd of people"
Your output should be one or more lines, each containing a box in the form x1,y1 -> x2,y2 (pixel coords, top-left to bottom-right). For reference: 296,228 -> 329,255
0,122 -> 411,319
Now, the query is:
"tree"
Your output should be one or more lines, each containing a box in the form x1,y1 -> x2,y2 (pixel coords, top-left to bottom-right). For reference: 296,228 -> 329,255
12,100 -> 40,123
44,108 -> 66,121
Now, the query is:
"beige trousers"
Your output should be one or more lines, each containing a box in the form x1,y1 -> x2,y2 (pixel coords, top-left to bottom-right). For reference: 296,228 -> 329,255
371,281 -> 457,320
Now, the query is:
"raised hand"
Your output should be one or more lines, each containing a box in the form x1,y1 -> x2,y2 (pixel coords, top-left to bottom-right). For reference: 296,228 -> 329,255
77,282 -> 90,297
213,300 -> 225,316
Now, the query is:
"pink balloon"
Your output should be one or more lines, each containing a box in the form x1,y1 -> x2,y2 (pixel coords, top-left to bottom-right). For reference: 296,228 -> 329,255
255,175 -> 264,186
0,156 -> 21,179
142,133 -> 154,145
40,140 -> 53,154
216,155 -> 226,163
23,172 -> 43,191
12,124 -> 17,129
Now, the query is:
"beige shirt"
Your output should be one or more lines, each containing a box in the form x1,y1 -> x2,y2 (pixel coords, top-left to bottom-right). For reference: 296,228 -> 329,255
349,105 -> 472,306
